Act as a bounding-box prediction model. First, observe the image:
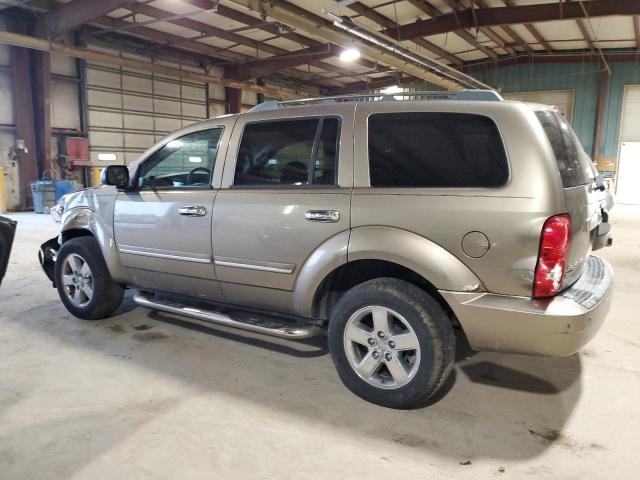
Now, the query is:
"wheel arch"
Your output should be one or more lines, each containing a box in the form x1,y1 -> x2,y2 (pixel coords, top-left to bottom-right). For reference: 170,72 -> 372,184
60,207 -> 131,284
294,226 -> 483,320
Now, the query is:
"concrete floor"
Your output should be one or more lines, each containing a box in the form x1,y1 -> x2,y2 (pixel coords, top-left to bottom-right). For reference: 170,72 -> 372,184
0,208 -> 638,480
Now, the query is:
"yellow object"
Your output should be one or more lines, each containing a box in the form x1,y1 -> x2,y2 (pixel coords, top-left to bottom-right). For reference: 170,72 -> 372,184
0,167 -> 6,213
92,167 -> 102,187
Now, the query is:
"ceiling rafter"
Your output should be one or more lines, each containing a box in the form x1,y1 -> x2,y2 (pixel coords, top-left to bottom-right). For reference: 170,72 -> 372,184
344,1 -> 464,66
181,0 -> 377,71
224,0 -> 466,90
88,15 -> 343,88
567,0 -> 595,50
381,0 -> 640,41
44,0 -> 132,37
120,2 -> 368,83
470,0 -> 532,53
225,44 -> 338,80
405,0 -> 499,60
450,0 -> 517,56
502,0 -> 552,53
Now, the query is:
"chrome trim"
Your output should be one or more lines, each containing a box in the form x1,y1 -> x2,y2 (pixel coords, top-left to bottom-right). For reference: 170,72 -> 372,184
179,205 -> 207,217
133,292 -> 320,340
214,259 -> 294,274
118,248 -> 211,264
304,210 -> 340,223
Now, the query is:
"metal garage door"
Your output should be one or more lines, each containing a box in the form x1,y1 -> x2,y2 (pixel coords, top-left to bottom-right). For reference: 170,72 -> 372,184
86,62 -> 208,167
616,85 -> 640,204
503,90 -> 574,122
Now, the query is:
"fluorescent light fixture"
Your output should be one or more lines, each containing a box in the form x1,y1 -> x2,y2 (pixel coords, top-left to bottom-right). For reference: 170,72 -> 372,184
339,47 -> 361,62
167,140 -> 183,148
188,156 -> 203,163
97,153 -> 117,161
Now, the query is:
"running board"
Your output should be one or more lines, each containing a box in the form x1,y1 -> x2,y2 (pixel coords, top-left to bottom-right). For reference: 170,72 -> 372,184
133,291 -> 321,340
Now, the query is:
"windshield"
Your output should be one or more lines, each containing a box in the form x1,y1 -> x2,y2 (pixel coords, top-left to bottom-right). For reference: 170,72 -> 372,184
535,110 -> 594,188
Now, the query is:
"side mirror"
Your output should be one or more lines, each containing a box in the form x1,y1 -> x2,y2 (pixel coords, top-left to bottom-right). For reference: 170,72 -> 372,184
594,174 -> 607,192
101,165 -> 130,188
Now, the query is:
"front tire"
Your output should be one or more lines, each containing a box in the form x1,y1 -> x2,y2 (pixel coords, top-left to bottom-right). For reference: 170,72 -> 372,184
328,278 -> 455,409
55,237 -> 124,320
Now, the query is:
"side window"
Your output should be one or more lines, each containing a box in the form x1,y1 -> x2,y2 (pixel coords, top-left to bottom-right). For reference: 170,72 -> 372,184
368,112 -> 509,188
137,128 -> 223,189
234,117 -> 339,186
535,110 -> 594,188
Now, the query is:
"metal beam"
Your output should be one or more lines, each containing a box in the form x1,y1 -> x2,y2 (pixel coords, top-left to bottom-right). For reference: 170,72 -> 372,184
224,0 -> 466,90
125,2 -> 363,84
460,50 -> 640,70
183,0 -> 377,71
345,1 -> 464,65
382,0 -> 640,41
225,45 -> 337,80
0,29 -> 302,99
502,0 -> 551,53
576,17 -> 595,50
453,0 -> 517,56
405,0 -> 498,59
45,0 -> 132,36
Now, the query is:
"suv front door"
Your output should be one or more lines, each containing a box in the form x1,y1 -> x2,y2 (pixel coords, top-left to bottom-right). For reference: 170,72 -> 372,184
212,106 -> 354,314
114,123 -> 230,299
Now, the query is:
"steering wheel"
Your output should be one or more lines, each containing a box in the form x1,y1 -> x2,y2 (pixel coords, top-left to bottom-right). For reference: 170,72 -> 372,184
186,167 -> 211,185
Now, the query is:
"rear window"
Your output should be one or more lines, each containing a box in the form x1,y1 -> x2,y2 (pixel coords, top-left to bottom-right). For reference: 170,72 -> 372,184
535,110 -> 594,187
368,112 -> 509,188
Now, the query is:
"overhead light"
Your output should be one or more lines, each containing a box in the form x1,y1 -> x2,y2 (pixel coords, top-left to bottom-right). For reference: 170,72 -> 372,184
97,153 -> 117,161
339,47 -> 361,62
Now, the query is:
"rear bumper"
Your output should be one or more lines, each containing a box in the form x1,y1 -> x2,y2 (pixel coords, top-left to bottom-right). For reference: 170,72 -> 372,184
440,255 -> 613,356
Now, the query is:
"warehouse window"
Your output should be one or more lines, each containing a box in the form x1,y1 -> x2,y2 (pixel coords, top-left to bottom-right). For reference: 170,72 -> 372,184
137,128 -> 223,189
535,110 -> 594,188
368,112 -> 509,188
234,117 -> 339,186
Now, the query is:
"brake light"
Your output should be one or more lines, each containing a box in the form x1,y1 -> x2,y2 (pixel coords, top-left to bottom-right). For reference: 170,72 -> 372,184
533,214 -> 571,298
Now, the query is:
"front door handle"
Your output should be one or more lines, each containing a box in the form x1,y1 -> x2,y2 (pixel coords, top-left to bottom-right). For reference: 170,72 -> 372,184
304,210 -> 340,223
179,206 -> 207,217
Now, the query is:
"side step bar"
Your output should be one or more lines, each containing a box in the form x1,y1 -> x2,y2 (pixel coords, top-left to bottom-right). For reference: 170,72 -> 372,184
133,291 -> 321,340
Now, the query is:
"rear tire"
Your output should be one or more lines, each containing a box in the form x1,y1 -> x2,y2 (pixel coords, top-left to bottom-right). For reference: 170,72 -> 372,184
328,278 -> 455,409
55,237 -> 124,320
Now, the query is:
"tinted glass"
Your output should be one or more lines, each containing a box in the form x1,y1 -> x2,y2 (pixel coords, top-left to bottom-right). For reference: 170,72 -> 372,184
535,110 -> 594,187
137,128 -> 223,189
234,118 -> 339,186
368,113 -> 508,187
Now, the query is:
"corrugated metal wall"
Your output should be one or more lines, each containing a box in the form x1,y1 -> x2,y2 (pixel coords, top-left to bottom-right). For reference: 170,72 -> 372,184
470,62 -> 601,154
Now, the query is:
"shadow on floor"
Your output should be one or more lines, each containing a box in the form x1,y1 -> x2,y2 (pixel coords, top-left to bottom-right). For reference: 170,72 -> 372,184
10,296 -> 584,463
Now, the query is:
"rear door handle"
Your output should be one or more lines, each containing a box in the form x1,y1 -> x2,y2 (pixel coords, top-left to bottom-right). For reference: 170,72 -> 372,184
179,206 -> 207,217
304,210 -> 340,223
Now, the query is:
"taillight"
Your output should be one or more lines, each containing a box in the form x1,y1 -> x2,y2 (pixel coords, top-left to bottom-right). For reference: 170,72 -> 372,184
533,214 -> 571,298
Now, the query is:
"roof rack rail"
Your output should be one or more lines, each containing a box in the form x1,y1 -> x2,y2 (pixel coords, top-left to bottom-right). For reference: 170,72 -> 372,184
249,89 -> 503,113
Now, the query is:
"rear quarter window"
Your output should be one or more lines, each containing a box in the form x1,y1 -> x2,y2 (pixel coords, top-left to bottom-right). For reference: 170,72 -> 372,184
535,110 -> 594,188
368,112 -> 509,188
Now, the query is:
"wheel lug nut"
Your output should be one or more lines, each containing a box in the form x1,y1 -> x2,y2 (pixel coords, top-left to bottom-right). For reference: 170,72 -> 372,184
385,352 -> 393,361
367,338 -> 376,346
372,350 -> 380,359
377,331 -> 385,339
388,341 -> 396,349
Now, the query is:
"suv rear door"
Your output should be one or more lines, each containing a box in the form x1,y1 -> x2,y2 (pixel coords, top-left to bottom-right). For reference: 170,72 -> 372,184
212,105 -> 354,313
535,109 -> 601,287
